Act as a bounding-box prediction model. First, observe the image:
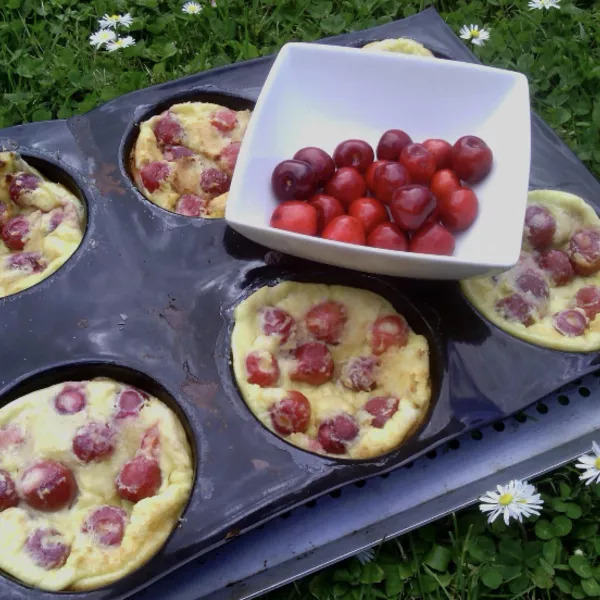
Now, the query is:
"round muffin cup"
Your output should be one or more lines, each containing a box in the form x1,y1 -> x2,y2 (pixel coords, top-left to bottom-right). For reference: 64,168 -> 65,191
219,268 -> 445,464
120,90 -> 255,219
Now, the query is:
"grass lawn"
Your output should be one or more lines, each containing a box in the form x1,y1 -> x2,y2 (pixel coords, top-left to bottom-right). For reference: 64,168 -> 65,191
1,0 -> 599,598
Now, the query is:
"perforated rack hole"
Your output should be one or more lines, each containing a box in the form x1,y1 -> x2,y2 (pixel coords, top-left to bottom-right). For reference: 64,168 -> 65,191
579,387 -> 591,397
471,430 -> 483,441
493,422 -> 506,432
405,461 -> 414,469
426,450 -> 437,459
379,472 -> 390,479
557,394 -> 570,405
354,480 -> 366,488
280,511 -> 291,520
305,500 -> 317,508
515,412 -> 527,423
448,440 -> 460,450
536,402 -> 549,414
329,489 -> 342,499
574,378 -> 583,385
594,370 -> 600,377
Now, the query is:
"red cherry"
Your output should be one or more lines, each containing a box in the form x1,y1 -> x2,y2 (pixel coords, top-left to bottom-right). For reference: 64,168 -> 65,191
495,294 -> 534,326
270,201 -> 318,236
260,307 -> 296,343
524,205 -> 556,250
348,197 -> 388,234
116,455 -> 161,503
140,161 -> 170,193
25,528 -> 70,569
324,167 -> 367,206
82,506 -> 128,547
367,222 -> 408,251
308,194 -> 345,232
20,460 -> 77,512
451,135 -> 493,183
2,216 -> 30,250
245,350 -> 280,387
365,160 -> 391,192
364,396 -> 399,428
175,194 -> 207,217
305,300 -> 348,344
399,143 -> 436,184
340,356 -> 378,391
200,168 -> 230,195
333,139 -> 374,173
294,147 -> 335,187
153,112 -> 183,145
575,286 -> 600,319
376,129 -> 412,161
553,310 -> 587,337
438,187 -> 479,232
9,172 -> 39,203
0,469 -> 18,512
389,184 -> 436,231
269,391 -> 311,435
73,422 -> 116,463
537,249 -> 574,286
372,162 -> 411,204
290,342 -> 334,385
409,222 -> 455,256
422,139 -> 452,169
368,315 -> 409,355
271,160 -> 316,201
317,414 -> 359,454
321,215 -> 366,245
429,169 -> 461,202
211,108 -> 237,132
568,228 -> 600,275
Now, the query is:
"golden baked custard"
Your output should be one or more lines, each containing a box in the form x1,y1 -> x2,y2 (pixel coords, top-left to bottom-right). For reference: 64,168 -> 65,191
0,152 -> 85,298
462,190 -> 600,351
131,101 -> 251,218
361,38 -> 434,57
0,378 -> 193,591
232,282 -> 431,459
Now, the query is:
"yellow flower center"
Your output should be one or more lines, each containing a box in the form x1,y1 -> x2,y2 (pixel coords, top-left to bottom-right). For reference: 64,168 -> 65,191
111,14 -> 119,19
594,457 -> 600,469
499,493 -> 513,506
471,30 -> 480,38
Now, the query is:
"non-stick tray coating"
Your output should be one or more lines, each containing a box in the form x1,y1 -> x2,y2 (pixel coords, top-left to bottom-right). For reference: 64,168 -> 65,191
0,7 -> 599,600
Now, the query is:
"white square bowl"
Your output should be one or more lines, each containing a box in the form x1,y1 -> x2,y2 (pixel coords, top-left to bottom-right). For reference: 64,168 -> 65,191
226,42 -> 531,280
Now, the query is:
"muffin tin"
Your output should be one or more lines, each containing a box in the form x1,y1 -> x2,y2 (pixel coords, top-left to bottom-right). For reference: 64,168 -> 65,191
1,7 -> 599,600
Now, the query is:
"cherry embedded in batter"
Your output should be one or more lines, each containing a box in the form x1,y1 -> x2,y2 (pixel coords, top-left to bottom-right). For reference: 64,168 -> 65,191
72,422 -> 116,463
200,168 -> 230,195
575,286 -> 600,320
290,342 -> 334,385
5,252 -> 45,273
0,424 -> 24,450
340,356 -> 378,392
246,350 -> 280,387
82,506 -> 128,547
568,228 -> 600,275
2,215 -> 30,250
54,384 -> 87,415
0,469 -> 18,511
537,249 -> 575,286
515,270 -> 549,299
25,528 -> 71,569
20,459 -> 77,512
140,161 -> 170,193
260,306 -> 296,343
153,112 -> 184,146
116,388 -> 146,418
162,145 -> 194,161
219,141 -> 242,175
553,309 -> 588,337
269,391 -> 311,435
9,172 -> 39,204
211,108 -> 238,132
333,139 -> 374,173
175,194 -> 206,217
368,315 -> 409,355
305,300 -> 348,344
116,454 -> 161,503
293,147 -> 335,187
524,205 -> 556,250
364,396 -> 399,428
495,293 -> 534,326
317,413 -> 359,454
140,424 -> 160,458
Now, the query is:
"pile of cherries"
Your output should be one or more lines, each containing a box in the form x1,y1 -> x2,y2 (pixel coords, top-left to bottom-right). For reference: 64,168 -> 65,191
269,130 -> 493,256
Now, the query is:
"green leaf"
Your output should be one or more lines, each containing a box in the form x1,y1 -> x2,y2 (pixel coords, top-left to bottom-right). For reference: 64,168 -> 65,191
320,14 -> 346,34
508,574 -> 530,594
31,108 -> 52,121
592,101 -> 600,128
565,503 -> 582,519
480,566 -> 503,590
543,539 -> 561,565
423,545 -> 452,572
555,576 -> 572,594
539,557 -> 555,576
552,499 -> 569,512
574,522 -> 598,540
572,584 -> 586,599
531,565 -> 554,589
308,572 -> 330,599
582,578 -> 600,597
359,562 -> 384,585
332,582 -> 348,597
496,563 -> 521,581
397,562 -> 414,579
333,569 -> 354,583
468,536 -> 495,563
552,516 -> 572,537
384,568 -> 404,596
535,519 -> 555,540
569,555 -> 593,578
499,539 -> 523,565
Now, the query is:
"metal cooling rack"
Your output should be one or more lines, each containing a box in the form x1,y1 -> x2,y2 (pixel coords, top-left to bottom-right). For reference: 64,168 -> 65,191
131,371 -> 600,600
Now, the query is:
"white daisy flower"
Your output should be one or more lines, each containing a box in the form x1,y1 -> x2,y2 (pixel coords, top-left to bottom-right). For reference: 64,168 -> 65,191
89,29 -> 117,49
459,24 -> 491,47
574,441 -> 600,485
479,480 -> 543,525
182,1 -> 203,14
117,13 -> 133,27
99,14 -> 121,29
528,0 -> 560,9
106,36 -> 136,52
355,547 -> 375,565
